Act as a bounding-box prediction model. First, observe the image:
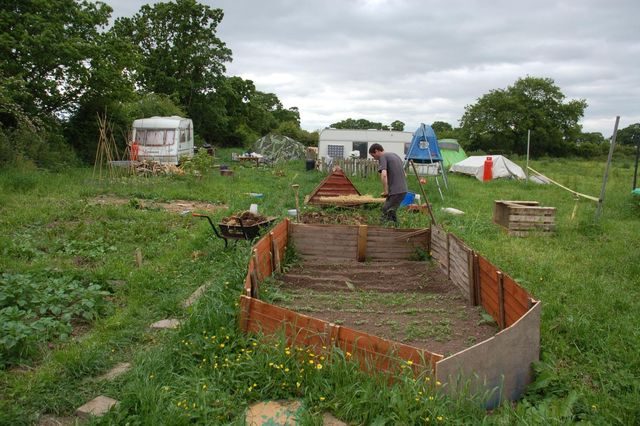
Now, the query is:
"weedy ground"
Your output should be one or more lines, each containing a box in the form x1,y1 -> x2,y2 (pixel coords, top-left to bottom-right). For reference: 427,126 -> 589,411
0,150 -> 639,424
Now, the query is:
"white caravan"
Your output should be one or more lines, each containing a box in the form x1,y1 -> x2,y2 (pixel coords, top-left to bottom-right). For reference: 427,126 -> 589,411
131,116 -> 194,164
318,128 -> 413,161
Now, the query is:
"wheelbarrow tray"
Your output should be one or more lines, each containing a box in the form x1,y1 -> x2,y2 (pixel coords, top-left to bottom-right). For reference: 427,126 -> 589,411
218,217 -> 277,240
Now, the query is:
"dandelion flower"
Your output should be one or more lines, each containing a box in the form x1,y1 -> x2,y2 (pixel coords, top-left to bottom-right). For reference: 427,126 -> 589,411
437,416 -> 443,421
296,381 -> 301,388
319,396 -> 325,401
309,360 -> 315,364
406,360 -> 413,366
316,363 -> 323,370
219,343 -> 225,348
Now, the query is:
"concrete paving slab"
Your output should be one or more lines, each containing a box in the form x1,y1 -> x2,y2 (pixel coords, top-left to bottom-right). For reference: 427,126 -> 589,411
75,395 -> 118,418
182,284 -> 209,308
98,362 -> 131,381
245,400 -> 303,425
149,319 -> 181,330
37,414 -> 77,426
322,412 -> 348,426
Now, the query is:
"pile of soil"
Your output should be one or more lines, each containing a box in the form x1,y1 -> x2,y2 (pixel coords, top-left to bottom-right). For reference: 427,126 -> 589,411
300,210 -> 370,225
270,259 -> 497,357
221,211 -> 269,227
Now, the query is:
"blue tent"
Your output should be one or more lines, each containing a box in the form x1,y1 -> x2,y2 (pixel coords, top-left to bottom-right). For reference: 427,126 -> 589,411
405,123 -> 443,163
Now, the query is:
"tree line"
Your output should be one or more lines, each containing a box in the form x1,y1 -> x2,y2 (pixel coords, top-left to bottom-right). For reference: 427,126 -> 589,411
1,1 -> 637,169
0,0 -> 317,168
331,77 -> 639,159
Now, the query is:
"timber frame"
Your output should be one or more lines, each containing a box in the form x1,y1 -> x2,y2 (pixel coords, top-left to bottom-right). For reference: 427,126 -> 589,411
237,219 -> 540,408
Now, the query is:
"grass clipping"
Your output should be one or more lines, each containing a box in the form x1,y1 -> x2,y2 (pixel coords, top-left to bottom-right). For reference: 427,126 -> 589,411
314,194 -> 385,206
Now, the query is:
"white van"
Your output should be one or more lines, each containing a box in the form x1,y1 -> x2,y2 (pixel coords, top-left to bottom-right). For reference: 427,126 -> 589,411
131,116 -> 194,164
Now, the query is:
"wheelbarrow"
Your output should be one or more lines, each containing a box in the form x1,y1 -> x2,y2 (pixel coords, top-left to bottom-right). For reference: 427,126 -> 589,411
193,213 -> 276,248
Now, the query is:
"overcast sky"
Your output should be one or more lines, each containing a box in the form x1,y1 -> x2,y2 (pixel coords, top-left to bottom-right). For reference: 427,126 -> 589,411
105,0 -> 640,137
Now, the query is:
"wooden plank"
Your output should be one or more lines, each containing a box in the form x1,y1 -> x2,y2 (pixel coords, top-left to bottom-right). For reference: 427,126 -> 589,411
270,232 -> 281,273
508,214 -> 555,223
473,252 -> 482,306
435,302 -> 541,409
497,272 -> 506,329
357,225 -> 368,261
239,295 -> 251,332
502,275 -> 531,305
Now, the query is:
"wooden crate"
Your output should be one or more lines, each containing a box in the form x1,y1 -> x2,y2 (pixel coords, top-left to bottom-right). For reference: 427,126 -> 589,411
493,200 -> 556,237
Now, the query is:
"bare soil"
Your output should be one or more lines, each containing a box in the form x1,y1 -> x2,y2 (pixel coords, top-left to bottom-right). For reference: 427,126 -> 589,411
269,258 -> 497,357
89,195 -> 225,214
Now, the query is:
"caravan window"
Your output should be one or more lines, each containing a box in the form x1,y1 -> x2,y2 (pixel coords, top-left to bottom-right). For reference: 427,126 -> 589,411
352,142 -> 367,159
135,129 -> 175,146
180,129 -> 189,144
327,145 -> 344,158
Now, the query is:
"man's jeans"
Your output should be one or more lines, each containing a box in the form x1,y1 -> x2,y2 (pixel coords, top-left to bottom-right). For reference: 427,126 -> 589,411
381,192 -> 406,224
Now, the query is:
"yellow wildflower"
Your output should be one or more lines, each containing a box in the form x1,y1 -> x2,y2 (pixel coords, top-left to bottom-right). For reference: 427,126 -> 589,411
316,363 -> 323,370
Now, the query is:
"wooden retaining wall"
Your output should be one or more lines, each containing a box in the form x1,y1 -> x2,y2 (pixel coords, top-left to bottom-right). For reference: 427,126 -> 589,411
290,223 -> 429,262
237,220 -> 540,408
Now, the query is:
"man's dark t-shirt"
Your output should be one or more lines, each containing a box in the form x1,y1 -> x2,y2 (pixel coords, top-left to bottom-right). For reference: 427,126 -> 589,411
378,152 -> 408,195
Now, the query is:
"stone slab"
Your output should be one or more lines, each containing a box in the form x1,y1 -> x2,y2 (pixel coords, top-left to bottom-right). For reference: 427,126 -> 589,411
182,284 -> 209,308
149,319 -> 181,330
98,362 -> 131,381
245,400 -> 303,425
37,415 -> 77,426
75,395 -> 118,418
322,412 -> 348,426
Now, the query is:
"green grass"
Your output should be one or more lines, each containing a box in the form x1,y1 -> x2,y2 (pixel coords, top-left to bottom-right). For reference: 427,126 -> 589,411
0,150 -> 639,424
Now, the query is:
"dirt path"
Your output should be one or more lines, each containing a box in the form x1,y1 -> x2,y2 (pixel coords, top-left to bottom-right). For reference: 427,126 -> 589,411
269,259 -> 498,357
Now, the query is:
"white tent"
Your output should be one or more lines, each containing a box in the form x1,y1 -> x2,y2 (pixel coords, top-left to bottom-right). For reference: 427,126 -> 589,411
450,155 -> 526,181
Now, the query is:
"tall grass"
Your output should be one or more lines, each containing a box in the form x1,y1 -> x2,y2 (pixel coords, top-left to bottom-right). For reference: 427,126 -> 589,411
0,151 -> 638,424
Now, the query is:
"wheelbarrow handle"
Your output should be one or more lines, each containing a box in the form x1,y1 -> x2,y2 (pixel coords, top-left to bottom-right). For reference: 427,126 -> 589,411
192,213 -> 227,247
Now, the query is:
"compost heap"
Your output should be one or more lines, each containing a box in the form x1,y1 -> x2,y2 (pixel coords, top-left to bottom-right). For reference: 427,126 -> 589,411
252,134 -> 306,164
221,211 -> 268,227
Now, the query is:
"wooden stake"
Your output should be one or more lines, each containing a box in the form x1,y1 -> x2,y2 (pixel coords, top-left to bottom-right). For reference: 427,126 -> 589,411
596,116 -> 620,220
292,184 -> 301,222
409,160 -> 437,225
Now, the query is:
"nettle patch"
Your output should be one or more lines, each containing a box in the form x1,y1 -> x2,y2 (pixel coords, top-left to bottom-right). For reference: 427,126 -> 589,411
0,272 -> 110,367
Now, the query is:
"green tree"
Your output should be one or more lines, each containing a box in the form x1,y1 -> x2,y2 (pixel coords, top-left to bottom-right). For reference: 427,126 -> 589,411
0,0 -> 114,118
431,121 -> 453,134
576,132 -> 606,145
0,0 -> 130,167
616,123 -> 640,146
390,120 -> 405,131
330,118 -> 399,130
460,77 -> 586,157
112,0 -> 231,110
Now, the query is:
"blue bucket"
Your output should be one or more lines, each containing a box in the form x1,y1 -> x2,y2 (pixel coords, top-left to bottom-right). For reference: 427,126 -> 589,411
400,192 -> 415,207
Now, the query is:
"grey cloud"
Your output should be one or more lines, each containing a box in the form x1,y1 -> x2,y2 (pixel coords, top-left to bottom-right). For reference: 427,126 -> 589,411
106,0 -> 640,134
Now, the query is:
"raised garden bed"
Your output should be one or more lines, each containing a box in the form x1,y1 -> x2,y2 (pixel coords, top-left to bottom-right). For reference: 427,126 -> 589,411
265,259 -> 498,357
239,220 -> 540,408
